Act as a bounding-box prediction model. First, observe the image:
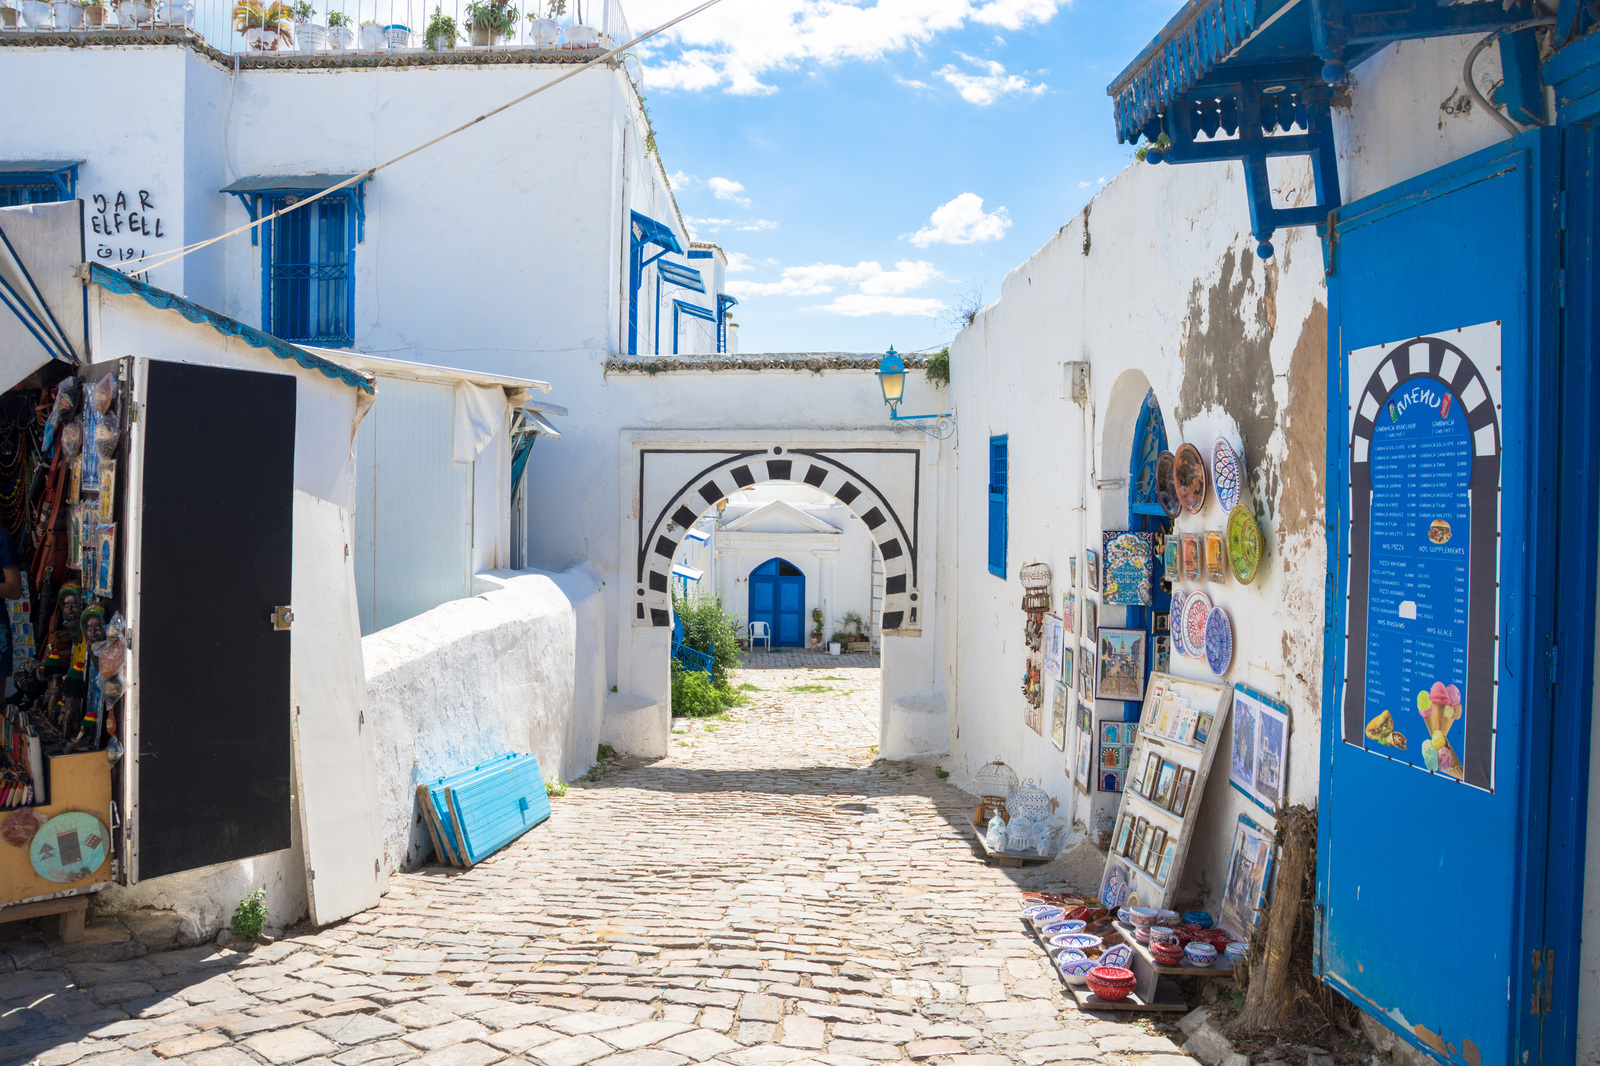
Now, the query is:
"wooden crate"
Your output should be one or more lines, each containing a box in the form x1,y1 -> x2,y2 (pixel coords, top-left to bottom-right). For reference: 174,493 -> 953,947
1,752 -> 114,906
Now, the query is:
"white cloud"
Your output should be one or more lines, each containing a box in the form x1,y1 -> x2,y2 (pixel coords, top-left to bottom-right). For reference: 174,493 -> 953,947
906,193 -> 1012,248
812,294 -> 946,317
627,0 -> 1065,95
1078,176 -> 1107,189
724,251 -> 755,272
683,216 -> 734,238
668,170 -> 697,189
739,219 -> 778,231
935,54 -> 1046,105
708,176 -> 751,207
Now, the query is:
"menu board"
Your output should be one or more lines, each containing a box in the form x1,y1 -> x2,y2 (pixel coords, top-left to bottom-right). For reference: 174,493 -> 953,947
1342,326 -> 1502,790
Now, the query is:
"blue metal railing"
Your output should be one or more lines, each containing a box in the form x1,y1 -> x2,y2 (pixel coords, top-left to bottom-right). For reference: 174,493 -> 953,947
672,639 -> 714,681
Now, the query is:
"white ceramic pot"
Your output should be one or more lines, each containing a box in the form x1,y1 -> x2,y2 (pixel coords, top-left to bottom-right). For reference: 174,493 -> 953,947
468,23 -> 493,45
828,641 -> 841,655
382,23 -> 406,47
20,0 -> 50,26
294,21 -> 322,49
242,24 -> 282,48
155,0 -> 186,23
115,0 -> 149,22
356,20 -> 382,48
526,15 -> 556,44
51,1 -> 82,27
84,3 -> 106,24
325,23 -> 351,47
563,21 -> 597,46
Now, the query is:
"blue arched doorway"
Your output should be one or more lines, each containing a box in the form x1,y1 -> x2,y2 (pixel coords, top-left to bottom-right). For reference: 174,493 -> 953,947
748,558 -> 805,647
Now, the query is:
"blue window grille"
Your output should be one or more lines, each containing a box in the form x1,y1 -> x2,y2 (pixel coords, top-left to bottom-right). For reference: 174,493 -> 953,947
261,192 -> 356,347
1129,389 -> 1170,516
0,162 -> 80,207
716,294 -> 738,353
988,435 -> 1008,577
672,299 -> 717,355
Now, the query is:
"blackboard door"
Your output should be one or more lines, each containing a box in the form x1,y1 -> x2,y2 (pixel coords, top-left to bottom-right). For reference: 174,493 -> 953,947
133,359 -> 297,880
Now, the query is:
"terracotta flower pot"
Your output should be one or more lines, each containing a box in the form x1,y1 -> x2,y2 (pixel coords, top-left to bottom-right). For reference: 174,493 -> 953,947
3,6 -> 23,27
84,4 -> 106,24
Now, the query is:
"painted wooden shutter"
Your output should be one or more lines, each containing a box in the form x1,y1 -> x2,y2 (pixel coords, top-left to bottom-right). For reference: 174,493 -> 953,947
988,435 -> 1007,577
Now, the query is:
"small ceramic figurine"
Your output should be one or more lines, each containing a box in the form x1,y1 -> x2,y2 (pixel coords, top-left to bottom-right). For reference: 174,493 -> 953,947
986,811 -> 1006,852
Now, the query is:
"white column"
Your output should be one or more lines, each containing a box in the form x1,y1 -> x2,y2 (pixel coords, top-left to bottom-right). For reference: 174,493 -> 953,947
821,554 -> 836,641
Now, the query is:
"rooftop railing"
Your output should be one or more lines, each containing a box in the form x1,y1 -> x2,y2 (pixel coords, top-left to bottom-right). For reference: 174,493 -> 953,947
1,0 -> 641,85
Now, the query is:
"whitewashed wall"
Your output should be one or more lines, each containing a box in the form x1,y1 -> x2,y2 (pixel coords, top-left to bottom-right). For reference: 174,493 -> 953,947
363,563 -> 604,873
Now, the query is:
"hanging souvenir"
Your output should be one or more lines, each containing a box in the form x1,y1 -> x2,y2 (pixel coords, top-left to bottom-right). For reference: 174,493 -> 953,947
1168,590 -> 1189,657
1181,532 -> 1201,581
98,461 -> 116,523
1096,627 -> 1147,702
1212,437 -> 1242,511
1084,550 -> 1100,593
93,526 -> 116,598
1102,531 -> 1154,606
1205,606 -> 1234,677
1204,530 -> 1227,583
1174,443 -> 1207,514
1051,681 -> 1068,751
1155,450 -> 1181,518
1162,530 -> 1180,575
1183,590 -> 1212,658
1227,504 -> 1263,584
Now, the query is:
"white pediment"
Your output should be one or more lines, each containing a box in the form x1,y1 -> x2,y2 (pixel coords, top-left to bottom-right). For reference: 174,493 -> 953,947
721,500 -> 842,535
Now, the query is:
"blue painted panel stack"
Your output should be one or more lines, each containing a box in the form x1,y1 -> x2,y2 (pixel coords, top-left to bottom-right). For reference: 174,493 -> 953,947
415,752 -> 551,868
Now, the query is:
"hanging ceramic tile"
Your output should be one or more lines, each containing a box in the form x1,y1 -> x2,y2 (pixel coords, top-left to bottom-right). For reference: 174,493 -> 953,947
1102,530 -> 1154,606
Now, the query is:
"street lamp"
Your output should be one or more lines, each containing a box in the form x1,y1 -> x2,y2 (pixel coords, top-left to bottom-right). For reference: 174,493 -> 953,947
876,346 -> 953,439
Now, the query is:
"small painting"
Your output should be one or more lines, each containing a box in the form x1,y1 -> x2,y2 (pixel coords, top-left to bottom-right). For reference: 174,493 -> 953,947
1063,646 -> 1075,693
1140,752 -> 1160,796
1086,549 -> 1100,593
1220,815 -> 1275,939
1153,634 -> 1171,674
1069,555 -> 1078,589
1064,590 -> 1076,633
1101,769 -> 1124,792
1101,722 -> 1121,745
1147,827 -> 1168,872
1172,766 -> 1196,816
1163,531 -> 1180,575
1051,680 -> 1068,752
1138,825 -> 1157,869
1077,699 -> 1093,735
1205,530 -> 1227,582
1130,816 -> 1148,857
1042,613 -> 1066,683
1080,645 -> 1096,695
1114,815 -> 1132,855
1231,690 -> 1258,793
1195,712 -> 1214,745
1182,533 -> 1201,581
1156,840 -> 1177,885
1231,685 -> 1291,813
1153,610 -> 1170,634
1075,730 -> 1093,793
1153,760 -> 1178,808
1102,531 -> 1154,606
1084,601 -> 1098,644
1101,743 -> 1123,769
1097,627 -> 1147,702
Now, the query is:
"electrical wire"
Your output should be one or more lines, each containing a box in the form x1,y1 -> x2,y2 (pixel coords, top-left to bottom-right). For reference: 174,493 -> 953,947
117,0 -> 726,277
1462,19 -> 1555,138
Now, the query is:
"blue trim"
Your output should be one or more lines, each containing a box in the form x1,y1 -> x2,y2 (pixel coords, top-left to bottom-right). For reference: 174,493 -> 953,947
716,293 -> 738,353
1128,389 -> 1169,516
686,249 -> 714,259
988,435 -> 1007,578
671,299 -> 717,355
628,211 -> 683,355
87,263 -> 374,393
259,191 -> 358,348
0,162 -> 78,205
657,260 -> 706,293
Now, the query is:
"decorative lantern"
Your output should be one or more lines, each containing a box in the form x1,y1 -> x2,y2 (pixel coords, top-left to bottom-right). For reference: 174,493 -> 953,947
973,760 -> 1019,827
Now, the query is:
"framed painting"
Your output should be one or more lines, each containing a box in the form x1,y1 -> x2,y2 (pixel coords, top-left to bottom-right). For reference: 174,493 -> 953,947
1163,531 -> 1180,574
1100,769 -> 1124,792
1069,555 -> 1078,590
1152,760 -> 1178,808
1063,646 -> 1075,694
1205,530 -> 1228,582
1083,601 -> 1098,644
1220,815 -> 1275,939
1114,815 -> 1132,855
1051,680 -> 1068,752
1064,590 -> 1076,633
1182,533 -> 1201,581
1042,613 -> 1066,683
1096,627 -> 1147,702
1075,730 -> 1093,793
1153,634 -> 1171,674
1102,531 -> 1154,606
1086,549 -> 1100,593
1231,684 -> 1291,814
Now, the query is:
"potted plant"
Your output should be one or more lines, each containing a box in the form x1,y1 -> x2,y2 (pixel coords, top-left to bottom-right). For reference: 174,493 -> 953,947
233,0 -> 293,48
20,0 -> 50,24
154,0 -> 187,23
356,15 -> 382,47
50,0 -> 83,27
525,0 -> 559,44
113,0 -> 152,23
290,0 -> 321,48
809,607 -> 823,649
560,0 -> 595,46
82,0 -> 106,24
383,21 -> 407,46
464,0 -> 514,45
837,610 -> 869,651
423,5 -> 454,48
324,7 -> 350,47
1,4 -> 19,28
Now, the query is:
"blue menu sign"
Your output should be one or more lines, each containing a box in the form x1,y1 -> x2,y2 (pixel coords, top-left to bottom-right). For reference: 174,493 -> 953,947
1342,333 -> 1501,791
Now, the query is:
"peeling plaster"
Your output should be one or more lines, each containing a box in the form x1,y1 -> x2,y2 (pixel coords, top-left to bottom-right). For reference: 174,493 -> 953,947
1176,246 -> 1282,518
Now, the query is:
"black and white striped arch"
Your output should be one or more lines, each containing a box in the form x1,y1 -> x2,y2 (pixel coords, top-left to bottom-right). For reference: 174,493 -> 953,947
634,446 -> 923,636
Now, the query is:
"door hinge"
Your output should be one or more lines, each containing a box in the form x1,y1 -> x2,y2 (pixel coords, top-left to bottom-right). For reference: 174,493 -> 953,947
1558,268 -> 1567,309
1532,950 -> 1543,1014
1543,948 -> 1555,1015
1557,189 -> 1568,232
272,605 -> 294,631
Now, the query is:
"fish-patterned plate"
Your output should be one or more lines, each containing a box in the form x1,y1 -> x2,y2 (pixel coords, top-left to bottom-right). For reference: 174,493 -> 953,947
1212,438 -> 1242,511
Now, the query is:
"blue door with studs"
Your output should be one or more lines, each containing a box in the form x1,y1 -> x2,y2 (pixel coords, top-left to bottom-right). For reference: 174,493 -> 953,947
748,558 -> 805,647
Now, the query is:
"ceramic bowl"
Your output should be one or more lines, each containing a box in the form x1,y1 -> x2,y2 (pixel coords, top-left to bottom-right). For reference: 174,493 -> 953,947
1085,965 -> 1138,1003
1057,951 -> 1096,985
1183,910 -> 1214,928
1133,926 -> 1152,944
1149,927 -> 1177,945
1199,930 -> 1235,950
1151,942 -> 1185,967
1185,942 -> 1219,966
1224,941 -> 1248,961
1116,907 -> 1133,923
1157,909 -> 1181,925
1052,933 -> 1103,953
1022,905 -> 1066,925
1099,944 -> 1133,969
1126,906 -> 1162,927
1039,919 -> 1088,938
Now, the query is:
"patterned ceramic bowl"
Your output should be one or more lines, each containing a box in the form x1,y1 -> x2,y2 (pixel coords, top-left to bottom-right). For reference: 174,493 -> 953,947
1099,944 -> 1133,969
1183,910 -> 1214,928
1224,941 -> 1248,961
1057,951 -> 1095,985
1039,919 -> 1088,938
1151,941 -> 1185,966
1086,965 -> 1138,1002
1022,905 -> 1066,925
1126,906 -> 1162,927
1185,942 -> 1219,966
1051,933 -> 1103,954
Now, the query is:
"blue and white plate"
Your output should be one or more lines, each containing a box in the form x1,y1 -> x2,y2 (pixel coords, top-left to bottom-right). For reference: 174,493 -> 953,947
1213,438 -> 1242,511
1205,606 -> 1233,677
1169,590 -> 1188,657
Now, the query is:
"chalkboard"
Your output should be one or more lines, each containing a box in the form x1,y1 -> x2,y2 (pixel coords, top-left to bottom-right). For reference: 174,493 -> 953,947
1342,329 -> 1501,791
136,360 -> 296,879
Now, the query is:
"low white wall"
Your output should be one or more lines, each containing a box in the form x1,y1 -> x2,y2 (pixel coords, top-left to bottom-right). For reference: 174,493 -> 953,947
364,563 -> 604,873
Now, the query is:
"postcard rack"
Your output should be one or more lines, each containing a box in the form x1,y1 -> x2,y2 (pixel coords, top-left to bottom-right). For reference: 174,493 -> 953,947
1097,673 -> 1234,910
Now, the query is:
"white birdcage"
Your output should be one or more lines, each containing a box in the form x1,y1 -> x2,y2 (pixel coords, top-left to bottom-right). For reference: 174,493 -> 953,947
973,760 -> 1019,826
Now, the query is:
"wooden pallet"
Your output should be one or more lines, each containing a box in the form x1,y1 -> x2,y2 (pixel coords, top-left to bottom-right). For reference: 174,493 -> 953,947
0,894 -> 87,943
1026,914 -> 1229,1013
971,825 -> 1053,867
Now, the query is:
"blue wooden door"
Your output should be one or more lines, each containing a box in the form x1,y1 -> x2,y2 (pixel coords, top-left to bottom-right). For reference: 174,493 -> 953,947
1321,134 -> 1558,1066
749,558 -> 805,647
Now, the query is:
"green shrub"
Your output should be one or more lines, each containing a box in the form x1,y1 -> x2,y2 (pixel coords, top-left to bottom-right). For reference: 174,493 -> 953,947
231,888 -> 267,941
673,594 -> 743,689
925,347 -> 950,388
672,664 -> 731,718
545,778 -> 568,797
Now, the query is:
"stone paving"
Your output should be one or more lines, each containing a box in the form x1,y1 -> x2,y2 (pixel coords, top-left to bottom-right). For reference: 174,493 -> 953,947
1,658 -> 1196,1066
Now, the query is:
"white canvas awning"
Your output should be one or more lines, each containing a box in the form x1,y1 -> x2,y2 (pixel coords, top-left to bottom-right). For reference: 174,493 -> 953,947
0,201 -> 85,389
671,564 -> 704,583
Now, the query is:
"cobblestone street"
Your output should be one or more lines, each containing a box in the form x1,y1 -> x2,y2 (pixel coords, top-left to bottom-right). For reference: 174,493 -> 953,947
2,657 -> 1195,1066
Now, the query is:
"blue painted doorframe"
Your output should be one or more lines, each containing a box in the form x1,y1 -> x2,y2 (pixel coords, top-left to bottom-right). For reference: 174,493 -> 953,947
748,558 -> 805,647
1320,126 -> 1594,1066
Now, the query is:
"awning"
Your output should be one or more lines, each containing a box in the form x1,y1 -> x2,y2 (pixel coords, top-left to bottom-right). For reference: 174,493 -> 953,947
522,398 -> 568,416
631,211 -> 682,255
671,563 -> 703,583
527,411 -> 563,438
219,174 -> 366,193
658,261 -> 706,293
683,527 -> 710,543
0,161 -> 82,200
0,201 -> 84,389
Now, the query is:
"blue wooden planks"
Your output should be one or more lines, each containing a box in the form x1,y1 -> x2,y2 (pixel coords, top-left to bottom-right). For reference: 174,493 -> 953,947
417,752 -> 550,868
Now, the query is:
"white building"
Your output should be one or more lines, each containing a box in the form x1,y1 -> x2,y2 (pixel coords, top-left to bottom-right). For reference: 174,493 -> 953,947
673,482 -> 879,648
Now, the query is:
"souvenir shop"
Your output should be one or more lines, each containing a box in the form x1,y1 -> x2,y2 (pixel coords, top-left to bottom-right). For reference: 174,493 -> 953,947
0,204 -> 383,932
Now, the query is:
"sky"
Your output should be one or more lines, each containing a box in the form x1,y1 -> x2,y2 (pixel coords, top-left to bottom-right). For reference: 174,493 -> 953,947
623,0 -> 1186,355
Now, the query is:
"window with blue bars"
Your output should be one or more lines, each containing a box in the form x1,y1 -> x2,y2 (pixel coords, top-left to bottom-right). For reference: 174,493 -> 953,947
988,435 -> 1008,577
261,193 -> 356,347
0,163 -> 79,207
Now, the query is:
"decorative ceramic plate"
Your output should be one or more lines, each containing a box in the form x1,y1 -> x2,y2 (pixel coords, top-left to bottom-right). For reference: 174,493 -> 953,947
1168,590 -> 1188,657
29,811 -> 109,885
1205,606 -> 1233,677
1212,438 -> 1242,511
1227,504 -> 1263,584
1183,590 -> 1213,658
1155,451 -> 1181,518
1174,443 -> 1207,514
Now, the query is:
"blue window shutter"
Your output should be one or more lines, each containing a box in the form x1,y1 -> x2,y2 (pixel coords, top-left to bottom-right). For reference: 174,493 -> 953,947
988,435 -> 1007,577
262,193 -> 356,347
